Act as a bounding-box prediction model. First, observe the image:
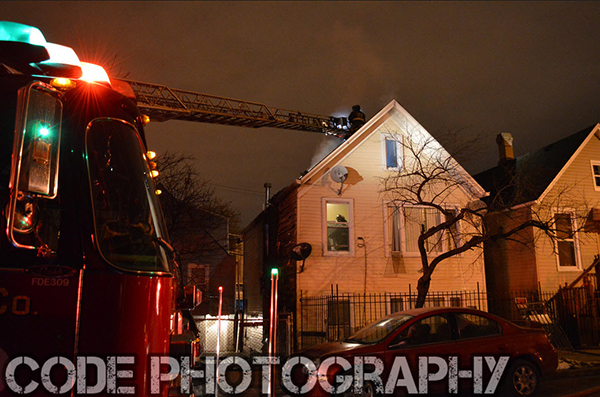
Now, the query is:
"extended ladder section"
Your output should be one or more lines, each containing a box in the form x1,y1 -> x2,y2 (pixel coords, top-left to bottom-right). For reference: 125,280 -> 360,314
120,79 -> 349,136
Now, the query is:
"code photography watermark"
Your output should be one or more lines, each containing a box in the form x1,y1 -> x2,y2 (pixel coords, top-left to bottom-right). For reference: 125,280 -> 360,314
2,354 -> 509,395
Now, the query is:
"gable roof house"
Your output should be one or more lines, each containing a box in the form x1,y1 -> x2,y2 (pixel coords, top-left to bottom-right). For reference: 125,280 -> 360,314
243,100 -> 489,351
475,126 -> 600,344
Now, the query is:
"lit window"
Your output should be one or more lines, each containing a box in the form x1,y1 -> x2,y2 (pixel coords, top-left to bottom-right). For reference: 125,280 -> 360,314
388,205 -> 402,252
591,161 -> 600,191
404,206 -> 443,254
383,135 -> 403,170
388,204 -> 458,255
323,199 -> 353,254
554,212 -> 579,269
445,209 -> 460,251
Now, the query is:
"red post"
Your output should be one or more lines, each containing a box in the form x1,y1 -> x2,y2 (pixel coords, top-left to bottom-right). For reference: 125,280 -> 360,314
216,286 -> 223,397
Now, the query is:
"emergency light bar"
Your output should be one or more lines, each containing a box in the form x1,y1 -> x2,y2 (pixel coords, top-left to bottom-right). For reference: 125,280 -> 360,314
81,62 -> 111,85
0,21 -> 111,84
0,21 -> 46,46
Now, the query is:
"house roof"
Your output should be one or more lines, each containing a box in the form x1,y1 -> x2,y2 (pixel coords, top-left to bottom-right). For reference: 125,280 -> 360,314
299,99 -> 486,199
474,124 -> 598,206
243,99 -> 490,230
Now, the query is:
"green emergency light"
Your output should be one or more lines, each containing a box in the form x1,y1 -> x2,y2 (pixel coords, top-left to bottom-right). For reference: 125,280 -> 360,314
37,124 -> 51,138
0,21 -> 46,46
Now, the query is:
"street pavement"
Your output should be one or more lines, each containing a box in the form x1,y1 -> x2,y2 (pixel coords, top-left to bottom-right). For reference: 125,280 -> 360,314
194,349 -> 600,396
272,349 -> 600,397
550,349 -> 600,397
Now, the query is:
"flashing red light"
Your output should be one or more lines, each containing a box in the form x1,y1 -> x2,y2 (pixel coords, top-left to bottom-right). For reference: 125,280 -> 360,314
80,62 -> 111,85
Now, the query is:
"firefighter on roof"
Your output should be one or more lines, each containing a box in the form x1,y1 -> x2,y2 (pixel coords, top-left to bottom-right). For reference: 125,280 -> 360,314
348,104 -> 366,134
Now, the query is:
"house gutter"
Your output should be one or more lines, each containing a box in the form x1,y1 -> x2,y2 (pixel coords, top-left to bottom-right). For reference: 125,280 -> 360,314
511,199 -> 538,210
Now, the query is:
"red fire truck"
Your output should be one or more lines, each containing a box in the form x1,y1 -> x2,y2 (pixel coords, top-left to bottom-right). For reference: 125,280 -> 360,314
0,22 -> 198,396
0,20 -> 353,397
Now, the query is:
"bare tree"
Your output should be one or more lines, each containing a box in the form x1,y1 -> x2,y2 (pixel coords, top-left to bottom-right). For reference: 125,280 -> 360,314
154,151 -> 240,276
380,124 -> 587,308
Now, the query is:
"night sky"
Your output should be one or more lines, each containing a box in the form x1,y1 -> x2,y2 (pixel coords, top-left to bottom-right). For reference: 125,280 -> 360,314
3,1 -> 600,227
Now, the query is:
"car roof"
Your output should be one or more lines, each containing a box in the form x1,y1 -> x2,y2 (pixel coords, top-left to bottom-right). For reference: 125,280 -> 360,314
388,306 -> 503,319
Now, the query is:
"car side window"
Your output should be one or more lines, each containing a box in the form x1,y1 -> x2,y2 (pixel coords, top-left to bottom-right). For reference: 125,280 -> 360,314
390,315 -> 452,347
456,313 -> 501,339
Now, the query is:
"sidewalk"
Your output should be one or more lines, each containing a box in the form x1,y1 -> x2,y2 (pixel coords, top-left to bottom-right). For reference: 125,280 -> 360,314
556,349 -> 600,397
557,348 -> 600,371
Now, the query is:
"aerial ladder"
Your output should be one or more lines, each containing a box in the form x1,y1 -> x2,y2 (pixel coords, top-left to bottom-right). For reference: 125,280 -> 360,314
118,78 -> 352,136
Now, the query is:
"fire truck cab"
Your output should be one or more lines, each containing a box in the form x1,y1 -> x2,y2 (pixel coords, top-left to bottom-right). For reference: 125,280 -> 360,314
0,22 -> 197,396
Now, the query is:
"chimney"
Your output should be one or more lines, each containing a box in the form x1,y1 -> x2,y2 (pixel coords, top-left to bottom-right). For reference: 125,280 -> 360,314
263,182 -> 272,210
496,133 -> 514,164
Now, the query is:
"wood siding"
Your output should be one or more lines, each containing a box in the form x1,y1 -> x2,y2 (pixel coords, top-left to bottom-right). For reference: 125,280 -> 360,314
296,115 -> 486,299
534,129 -> 600,289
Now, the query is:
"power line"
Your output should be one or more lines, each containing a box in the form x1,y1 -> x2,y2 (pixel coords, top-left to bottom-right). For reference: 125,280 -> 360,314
209,183 -> 264,196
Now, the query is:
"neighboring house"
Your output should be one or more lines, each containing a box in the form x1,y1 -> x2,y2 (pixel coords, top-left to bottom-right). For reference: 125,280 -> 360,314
160,187 -> 236,315
475,126 -> 600,300
243,100 -> 488,349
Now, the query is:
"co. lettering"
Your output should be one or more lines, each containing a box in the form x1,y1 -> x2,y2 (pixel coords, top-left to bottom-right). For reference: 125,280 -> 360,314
0,287 -> 31,315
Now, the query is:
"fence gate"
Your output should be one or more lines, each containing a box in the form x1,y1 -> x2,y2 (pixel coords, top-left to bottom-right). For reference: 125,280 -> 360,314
550,286 -> 600,348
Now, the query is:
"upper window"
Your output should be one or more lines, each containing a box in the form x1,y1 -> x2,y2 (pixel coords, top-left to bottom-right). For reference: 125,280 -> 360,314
591,161 -> 600,191
554,212 -> 580,270
382,135 -> 403,170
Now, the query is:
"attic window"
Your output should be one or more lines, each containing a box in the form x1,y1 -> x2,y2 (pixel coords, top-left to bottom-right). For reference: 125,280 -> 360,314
382,135 -> 403,170
591,161 -> 600,191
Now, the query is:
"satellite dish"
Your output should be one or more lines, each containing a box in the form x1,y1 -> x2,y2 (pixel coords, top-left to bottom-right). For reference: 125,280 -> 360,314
330,165 -> 348,196
291,242 -> 312,272
330,165 -> 348,183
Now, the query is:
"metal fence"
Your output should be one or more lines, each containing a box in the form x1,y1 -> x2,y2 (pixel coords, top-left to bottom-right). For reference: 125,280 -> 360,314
194,282 -> 600,355
194,314 -> 293,356
298,285 -> 600,350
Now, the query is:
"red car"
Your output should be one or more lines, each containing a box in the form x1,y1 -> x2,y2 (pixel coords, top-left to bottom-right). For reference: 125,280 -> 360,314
286,307 -> 558,396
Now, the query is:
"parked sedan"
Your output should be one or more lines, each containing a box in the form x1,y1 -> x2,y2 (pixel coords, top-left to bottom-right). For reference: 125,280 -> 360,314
286,307 -> 558,396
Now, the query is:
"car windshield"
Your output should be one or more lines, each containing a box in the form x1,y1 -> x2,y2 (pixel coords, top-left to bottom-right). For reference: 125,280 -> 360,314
345,314 -> 413,344
86,118 -> 170,273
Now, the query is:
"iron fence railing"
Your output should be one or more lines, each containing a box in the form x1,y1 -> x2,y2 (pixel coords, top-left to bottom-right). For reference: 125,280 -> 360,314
298,284 -> 600,350
193,281 -> 600,355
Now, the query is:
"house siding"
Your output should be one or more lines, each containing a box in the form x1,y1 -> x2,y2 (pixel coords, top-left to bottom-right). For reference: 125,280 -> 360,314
244,100 -> 488,351
534,131 -> 600,289
296,116 -> 486,298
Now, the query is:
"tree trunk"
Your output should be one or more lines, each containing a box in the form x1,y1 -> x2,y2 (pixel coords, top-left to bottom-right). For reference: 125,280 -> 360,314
415,273 -> 431,308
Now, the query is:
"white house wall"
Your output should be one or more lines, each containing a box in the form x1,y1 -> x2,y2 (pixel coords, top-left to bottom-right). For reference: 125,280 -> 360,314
534,127 -> 600,289
295,112 -> 486,298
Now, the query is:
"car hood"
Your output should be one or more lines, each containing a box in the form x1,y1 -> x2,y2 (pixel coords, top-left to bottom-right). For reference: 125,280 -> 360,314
297,341 -> 364,360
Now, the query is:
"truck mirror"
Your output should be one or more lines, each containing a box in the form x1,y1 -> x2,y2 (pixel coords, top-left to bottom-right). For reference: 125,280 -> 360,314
17,85 -> 62,196
8,82 -> 62,249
